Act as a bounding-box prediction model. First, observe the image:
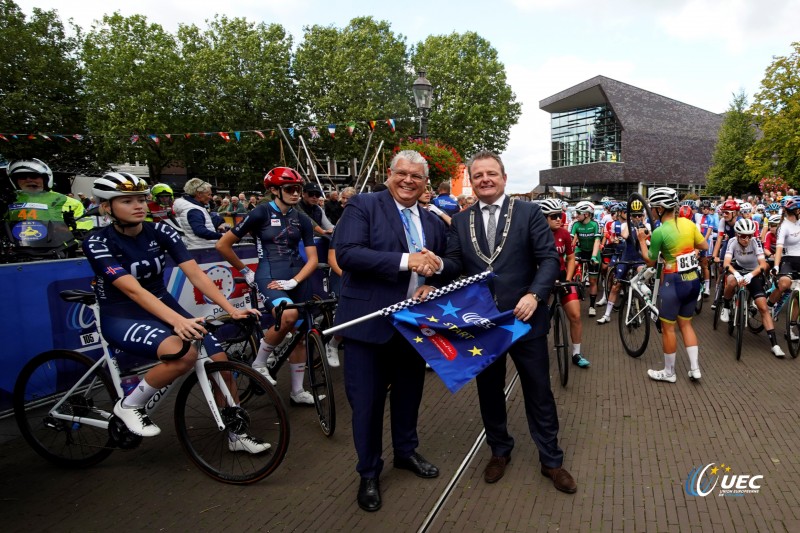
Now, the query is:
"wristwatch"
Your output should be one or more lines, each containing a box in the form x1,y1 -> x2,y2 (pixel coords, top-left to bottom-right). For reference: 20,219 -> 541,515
530,292 -> 542,303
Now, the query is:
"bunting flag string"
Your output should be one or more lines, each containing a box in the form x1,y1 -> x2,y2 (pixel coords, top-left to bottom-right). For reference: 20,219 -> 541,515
0,116 -> 416,144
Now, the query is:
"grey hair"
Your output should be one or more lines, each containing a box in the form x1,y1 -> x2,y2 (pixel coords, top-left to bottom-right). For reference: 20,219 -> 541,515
340,186 -> 357,198
466,149 -> 505,178
184,178 -> 212,196
390,150 -> 429,177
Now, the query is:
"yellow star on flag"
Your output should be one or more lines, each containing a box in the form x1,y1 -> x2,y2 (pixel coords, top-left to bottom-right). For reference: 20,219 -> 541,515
725,466 -> 731,472
710,466 -> 719,475
426,316 -> 439,323
413,336 -> 424,343
468,346 -> 483,356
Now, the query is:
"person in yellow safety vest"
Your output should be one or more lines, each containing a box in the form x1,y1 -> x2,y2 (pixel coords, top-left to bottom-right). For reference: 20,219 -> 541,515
63,194 -> 94,230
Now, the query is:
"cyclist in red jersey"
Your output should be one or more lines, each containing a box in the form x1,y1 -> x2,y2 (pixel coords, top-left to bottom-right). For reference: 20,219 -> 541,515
540,199 -> 589,368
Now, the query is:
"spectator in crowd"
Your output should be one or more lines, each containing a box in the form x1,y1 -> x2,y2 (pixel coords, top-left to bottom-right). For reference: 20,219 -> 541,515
340,187 -> 357,207
418,187 -> 452,225
173,178 -> 224,249
297,182 -> 334,237
247,195 -> 258,211
217,198 -> 230,212
325,190 -> 344,224
432,181 -> 460,216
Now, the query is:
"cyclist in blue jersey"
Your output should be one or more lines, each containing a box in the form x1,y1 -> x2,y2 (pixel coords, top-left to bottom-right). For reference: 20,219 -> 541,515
597,201 -> 650,325
83,173 -> 263,451
696,199 -> 717,297
216,167 -> 320,406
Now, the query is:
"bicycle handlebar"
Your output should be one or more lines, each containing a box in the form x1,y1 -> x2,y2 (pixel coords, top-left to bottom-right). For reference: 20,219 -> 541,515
274,298 -> 338,331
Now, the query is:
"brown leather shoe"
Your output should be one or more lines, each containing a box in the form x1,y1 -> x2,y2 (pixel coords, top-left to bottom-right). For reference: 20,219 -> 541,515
484,455 -> 511,483
541,465 -> 577,494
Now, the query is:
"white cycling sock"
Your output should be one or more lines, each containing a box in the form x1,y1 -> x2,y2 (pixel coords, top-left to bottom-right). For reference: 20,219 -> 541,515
686,346 -> 699,371
328,336 -> 342,349
605,301 -> 614,317
122,378 -> 159,408
290,362 -> 305,395
664,353 -> 676,375
573,343 -> 581,356
704,280 -> 710,290
254,339 -> 276,366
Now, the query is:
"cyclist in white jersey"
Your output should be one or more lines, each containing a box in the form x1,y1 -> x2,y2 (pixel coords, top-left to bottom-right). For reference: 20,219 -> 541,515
767,198 -> 800,313
722,218 -> 785,356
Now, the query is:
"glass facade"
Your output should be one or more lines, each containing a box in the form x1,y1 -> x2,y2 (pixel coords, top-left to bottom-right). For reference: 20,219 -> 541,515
551,106 -> 622,168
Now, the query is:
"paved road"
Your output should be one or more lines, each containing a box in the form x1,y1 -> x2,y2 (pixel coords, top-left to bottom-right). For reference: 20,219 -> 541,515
2,300 -> 800,532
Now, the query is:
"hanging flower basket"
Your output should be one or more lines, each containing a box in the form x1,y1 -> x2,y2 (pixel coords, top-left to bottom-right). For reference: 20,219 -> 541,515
759,175 -> 789,196
393,138 -> 462,187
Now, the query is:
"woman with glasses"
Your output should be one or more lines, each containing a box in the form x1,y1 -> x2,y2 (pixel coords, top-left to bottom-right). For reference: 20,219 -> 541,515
711,199 -> 742,278
216,167 -> 319,405
763,214 -> 781,261
721,218 -> 784,356
766,198 -> 800,315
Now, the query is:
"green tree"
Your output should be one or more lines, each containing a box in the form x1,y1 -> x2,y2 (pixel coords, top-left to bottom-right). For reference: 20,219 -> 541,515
411,32 -> 521,156
294,17 -> 413,177
747,41 -> 800,186
177,16 -> 298,192
705,90 -> 757,195
0,0 -> 90,175
82,13 -> 184,179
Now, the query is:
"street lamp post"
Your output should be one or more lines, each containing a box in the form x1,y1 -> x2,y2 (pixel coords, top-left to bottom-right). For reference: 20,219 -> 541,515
412,69 -> 432,141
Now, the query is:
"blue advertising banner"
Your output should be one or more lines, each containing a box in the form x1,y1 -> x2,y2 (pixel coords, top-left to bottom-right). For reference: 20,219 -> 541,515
0,244 -> 261,414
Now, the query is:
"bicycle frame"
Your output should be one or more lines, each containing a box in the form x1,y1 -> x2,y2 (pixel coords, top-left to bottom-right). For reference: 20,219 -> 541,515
46,301 -> 232,433
621,264 -> 661,327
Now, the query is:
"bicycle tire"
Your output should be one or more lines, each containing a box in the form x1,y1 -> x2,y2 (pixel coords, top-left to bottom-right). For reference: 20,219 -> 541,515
174,361 -> 290,484
553,303 -> 569,387
735,290 -> 746,361
13,350 -> 116,468
747,294 -> 764,334
218,318 -> 261,404
694,286 -> 703,315
618,290 -> 649,357
786,291 -> 800,358
712,279 -> 724,331
604,267 -> 615,302
306,330 -> 336,436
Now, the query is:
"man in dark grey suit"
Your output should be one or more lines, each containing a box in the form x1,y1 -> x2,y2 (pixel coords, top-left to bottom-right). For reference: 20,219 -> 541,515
333,150 -> 447,512
439,150 -> 577,493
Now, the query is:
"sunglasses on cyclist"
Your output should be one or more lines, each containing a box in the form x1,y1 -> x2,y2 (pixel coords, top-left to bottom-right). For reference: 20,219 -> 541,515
547,214 -> 562,221
281,185 -> 303,195
631,214 -> 644,218
737,234 -> 752,240
723,210 -> 737,216
117,181 -> 148,192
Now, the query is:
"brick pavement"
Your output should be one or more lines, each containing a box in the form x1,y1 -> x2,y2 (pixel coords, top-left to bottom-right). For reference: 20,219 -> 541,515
2,299 -> 800,532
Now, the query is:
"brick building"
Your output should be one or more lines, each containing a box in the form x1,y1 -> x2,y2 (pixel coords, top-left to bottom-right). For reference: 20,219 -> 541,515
539,75 -> 723,199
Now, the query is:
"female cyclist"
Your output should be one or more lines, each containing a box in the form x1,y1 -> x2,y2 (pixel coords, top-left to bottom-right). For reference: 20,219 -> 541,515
541,199 -> 590,368
82,173 -> 265,452
637,187 -> 708,383
722,218 -> 785,356
570,200 -> 602,315
767,197 -> 800,316
216,167 -> 319,406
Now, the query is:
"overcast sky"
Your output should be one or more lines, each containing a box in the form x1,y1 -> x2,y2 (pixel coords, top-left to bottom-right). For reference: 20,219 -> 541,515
16,0 -> 800,192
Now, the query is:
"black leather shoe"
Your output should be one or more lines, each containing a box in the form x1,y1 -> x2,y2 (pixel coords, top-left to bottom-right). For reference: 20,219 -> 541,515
357,477 -> 381,512
393,452 -> 440,478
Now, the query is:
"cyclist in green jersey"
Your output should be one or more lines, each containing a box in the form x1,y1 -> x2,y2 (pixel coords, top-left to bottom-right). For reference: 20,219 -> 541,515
637,187 -> 708,383
570,201 -> 602,315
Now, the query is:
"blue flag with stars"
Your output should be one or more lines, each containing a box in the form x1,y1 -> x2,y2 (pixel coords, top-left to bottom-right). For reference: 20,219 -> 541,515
391,277 -> 531,393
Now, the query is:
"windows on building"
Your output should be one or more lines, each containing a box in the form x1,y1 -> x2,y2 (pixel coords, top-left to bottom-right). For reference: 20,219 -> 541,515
550,106 -> 623,168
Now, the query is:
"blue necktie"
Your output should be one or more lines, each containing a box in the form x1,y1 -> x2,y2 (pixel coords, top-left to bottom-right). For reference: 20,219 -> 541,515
402,208 -> 422,252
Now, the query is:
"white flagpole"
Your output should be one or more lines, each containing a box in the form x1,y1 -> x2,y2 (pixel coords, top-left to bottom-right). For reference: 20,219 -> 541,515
321,271 -> 492,336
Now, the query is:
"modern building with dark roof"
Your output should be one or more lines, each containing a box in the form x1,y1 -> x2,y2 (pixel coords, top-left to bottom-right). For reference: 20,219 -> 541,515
538,75 -> 724,199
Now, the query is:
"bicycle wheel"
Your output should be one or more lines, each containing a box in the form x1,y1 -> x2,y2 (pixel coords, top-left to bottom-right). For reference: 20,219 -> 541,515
218,317 -> 261,404
604,267 -> 615,302
786,291 -> 800,358
712,278 -> 724,331
735,290 -> 746,361
306,330 -> 336,436
618,291 -> 650,357
553,304 -> 570,387
694,286 -> 703,315
747,294 -> 764,334
13,350 -> 116,468
174,361 -> 290,484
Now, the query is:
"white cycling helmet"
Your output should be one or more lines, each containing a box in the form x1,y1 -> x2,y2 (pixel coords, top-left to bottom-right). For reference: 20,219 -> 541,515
648,187 -> 679,209
8,158 -> 54,189
768,214 -> 782,225
92,172 -> 150,201
739,202 -> 753,214
539,198 -> 563,215
734,218 -> 757,235
574,200 -> 595,214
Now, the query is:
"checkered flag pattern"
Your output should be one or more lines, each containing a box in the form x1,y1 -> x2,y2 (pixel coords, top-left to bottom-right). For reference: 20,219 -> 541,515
378,271 -> 493,317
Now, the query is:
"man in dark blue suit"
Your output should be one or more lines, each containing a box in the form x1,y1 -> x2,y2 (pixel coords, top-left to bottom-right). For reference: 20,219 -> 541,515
333,150 -> 448,512
438,150 -> 577,494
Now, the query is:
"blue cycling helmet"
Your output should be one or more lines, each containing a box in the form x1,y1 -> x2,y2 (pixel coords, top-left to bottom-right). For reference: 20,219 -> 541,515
767,202 -> 780,212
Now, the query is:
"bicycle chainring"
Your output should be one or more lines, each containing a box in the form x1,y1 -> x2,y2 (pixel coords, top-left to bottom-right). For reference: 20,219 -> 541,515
108,416 -> 143,450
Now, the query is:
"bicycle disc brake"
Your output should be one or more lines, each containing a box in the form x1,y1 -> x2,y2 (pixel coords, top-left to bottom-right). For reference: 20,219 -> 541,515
221,406 -> 250,435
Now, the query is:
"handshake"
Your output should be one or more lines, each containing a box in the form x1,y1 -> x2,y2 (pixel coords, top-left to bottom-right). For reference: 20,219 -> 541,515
409,248 -> 442,278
